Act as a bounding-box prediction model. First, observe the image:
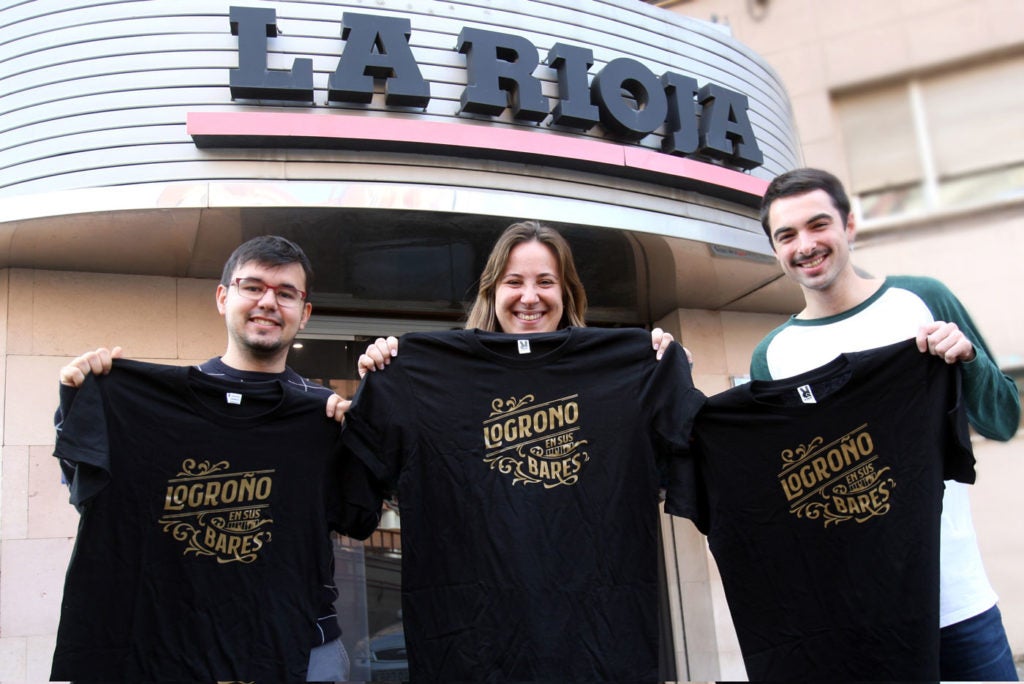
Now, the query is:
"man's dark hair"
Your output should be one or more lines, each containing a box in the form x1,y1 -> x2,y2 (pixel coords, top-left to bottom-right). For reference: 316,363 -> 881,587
759,168 -> 852,243
220,235 -> 314,293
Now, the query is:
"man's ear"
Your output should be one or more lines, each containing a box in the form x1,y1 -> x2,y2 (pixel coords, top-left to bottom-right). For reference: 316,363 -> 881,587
215,284 -> 228,314
845,211 -> 857,244
298,301 -> 312,329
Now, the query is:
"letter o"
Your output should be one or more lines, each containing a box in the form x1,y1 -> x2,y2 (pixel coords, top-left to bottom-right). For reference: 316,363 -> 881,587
256,477 -> 272,500
591,58 -> 668,141
489,424 -> 503,446
856,432 -> 874,456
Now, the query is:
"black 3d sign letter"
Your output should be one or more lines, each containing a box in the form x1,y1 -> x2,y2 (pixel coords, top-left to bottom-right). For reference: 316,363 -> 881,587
591,58 -> 668,141
328,12 -> 430,107
229,6 -> 313,101
547,43 -> 599,130
457,28 -> 548,122
697,84 -> 764,169
661,72 -> 700,155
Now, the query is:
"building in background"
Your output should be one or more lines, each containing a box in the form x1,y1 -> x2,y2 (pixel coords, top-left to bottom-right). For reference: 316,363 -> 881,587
649,0 -> 1024,676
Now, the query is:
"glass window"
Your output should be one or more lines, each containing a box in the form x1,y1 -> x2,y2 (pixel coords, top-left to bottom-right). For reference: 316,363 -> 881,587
834,53 -> 1024,221
923,54 -> 1024,180
836,82 -> 920,195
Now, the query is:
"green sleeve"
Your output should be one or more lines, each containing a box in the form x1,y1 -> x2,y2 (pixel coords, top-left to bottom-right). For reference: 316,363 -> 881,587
896,276 -> 1021,441
749,325 -> 785,381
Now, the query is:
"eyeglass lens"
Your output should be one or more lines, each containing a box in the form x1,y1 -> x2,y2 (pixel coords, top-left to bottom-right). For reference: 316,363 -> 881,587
234,278 -> 304,306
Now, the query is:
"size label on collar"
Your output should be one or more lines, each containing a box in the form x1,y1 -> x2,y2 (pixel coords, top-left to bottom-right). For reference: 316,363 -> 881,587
226,392 -> 243,405
517,339 -> 531,354
797,384 -> 816,404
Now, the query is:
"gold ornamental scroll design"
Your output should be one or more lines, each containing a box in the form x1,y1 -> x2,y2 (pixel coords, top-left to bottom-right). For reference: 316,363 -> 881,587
159,459 -> 275,564
489,395 -> 536,417
177,457 -> 231,477
778,424 -> 896,528
482,393 -> 589,489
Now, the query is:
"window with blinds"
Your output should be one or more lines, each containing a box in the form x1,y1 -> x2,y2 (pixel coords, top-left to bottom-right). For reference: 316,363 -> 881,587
835,52 -> 1024,221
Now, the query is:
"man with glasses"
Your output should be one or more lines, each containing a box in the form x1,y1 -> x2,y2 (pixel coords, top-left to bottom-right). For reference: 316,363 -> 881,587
54,235 -> 370,683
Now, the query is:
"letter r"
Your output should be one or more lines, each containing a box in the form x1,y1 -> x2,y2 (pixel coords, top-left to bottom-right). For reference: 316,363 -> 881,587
457,27 -> 548,122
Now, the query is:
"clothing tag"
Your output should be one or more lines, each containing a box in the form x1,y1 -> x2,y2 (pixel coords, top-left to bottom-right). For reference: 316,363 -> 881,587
517,339 -> 531,354
226,392 -> 243,405
796,384 -> 817,404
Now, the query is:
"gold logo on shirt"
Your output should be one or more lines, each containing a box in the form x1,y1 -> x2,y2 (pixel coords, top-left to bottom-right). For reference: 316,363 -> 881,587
778,424 -> 895,527
481,394 -> 589,488
158,458 -> 274,563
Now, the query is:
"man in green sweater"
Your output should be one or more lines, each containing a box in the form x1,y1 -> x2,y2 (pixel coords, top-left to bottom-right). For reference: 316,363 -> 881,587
751,167 -> 1020,681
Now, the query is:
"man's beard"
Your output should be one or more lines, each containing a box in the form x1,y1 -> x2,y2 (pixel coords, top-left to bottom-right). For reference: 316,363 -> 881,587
236,329 -> 289,359
244,337 -> 286,357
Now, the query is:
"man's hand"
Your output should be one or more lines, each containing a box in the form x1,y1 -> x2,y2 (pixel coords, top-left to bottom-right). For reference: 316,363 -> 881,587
358,336 -> 398,378
59,346 -> 123,387
325,393 -> 351,423
917,321 -> 976,364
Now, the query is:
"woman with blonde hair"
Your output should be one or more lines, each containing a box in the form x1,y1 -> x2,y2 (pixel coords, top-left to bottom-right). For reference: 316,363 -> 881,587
342,219 -> 701,683
465,219 -> 586,331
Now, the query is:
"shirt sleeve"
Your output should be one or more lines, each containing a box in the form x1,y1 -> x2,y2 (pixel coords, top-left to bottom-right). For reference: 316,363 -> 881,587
52,373 -> 113,508
55,384 -> 80,487
645,342 -> 707,528
330,441 -> 384,540
339,365 -> 408,493
645,342 -> 706,451
943,363 -> 978,485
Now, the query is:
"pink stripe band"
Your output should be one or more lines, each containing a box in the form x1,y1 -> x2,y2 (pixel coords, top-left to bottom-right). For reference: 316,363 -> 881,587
187,111 -> 767,206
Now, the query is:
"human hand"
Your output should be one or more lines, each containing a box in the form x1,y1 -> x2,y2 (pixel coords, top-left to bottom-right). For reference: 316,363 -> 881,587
59,346 -> 123,387
358,336 -> 399,379
916,321 -> 976,364
651,328 -> 693,367
325,393 -> 351,423
652,328 -> 673,360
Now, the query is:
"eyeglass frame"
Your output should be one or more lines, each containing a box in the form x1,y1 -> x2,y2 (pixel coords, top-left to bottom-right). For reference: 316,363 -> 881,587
230,277 -> 307,307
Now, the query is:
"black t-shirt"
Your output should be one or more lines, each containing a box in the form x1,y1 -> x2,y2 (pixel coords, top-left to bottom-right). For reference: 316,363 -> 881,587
668,339 -> 976,681
197,356 -> 360,647
51,359 -> 353,683
342,327 -> 705,683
